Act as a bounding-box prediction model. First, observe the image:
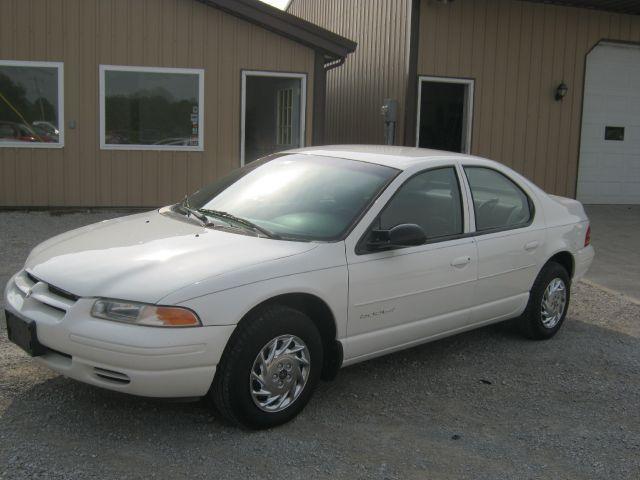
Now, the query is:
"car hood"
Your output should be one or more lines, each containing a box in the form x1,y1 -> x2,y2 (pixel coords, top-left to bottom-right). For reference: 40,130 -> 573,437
25,209 -> 319,303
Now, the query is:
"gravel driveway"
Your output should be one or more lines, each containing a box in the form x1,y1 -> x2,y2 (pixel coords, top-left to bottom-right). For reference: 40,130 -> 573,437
1,211 -> 639,479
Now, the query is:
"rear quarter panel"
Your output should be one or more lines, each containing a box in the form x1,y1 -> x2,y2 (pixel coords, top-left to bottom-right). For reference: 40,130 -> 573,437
540,194 -> 590,258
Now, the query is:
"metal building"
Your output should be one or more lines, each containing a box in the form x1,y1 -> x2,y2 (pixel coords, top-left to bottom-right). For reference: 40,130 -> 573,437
0,0 -> 355,207
289,0 -> 640,203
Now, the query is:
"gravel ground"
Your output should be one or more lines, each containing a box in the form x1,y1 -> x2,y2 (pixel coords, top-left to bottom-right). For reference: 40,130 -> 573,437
1,211 -> 639,479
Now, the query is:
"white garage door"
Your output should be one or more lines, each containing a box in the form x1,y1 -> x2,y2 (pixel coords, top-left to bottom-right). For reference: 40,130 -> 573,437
577,42 -> 640,204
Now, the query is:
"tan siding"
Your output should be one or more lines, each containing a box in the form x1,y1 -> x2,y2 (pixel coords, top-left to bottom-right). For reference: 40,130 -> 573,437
0,0 -> 315,206
417,0 -> 640,197
289,0 -> 411,145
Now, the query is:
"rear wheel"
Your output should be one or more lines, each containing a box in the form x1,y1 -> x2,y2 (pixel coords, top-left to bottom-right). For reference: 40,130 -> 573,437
519,261 -> 571,340
210,304 -> 323,429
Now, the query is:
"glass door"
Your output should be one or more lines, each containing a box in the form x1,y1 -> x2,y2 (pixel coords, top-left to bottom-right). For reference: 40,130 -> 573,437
241,71 -> 306,165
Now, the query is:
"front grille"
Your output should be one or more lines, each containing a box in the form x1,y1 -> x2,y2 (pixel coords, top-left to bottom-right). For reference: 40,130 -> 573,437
47,284 -> 79,303
25,271 -> 39,284
15,270 -> 78,313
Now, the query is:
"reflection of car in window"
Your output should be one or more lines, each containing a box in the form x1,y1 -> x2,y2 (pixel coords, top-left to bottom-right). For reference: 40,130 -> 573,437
0,121 -> 55,143
32,121 -> 60,139
153,137 -> 191,146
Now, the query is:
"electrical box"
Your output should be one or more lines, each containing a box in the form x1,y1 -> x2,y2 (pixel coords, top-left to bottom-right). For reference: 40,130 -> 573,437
381,98 -> 398,145
380,98 -> 398,123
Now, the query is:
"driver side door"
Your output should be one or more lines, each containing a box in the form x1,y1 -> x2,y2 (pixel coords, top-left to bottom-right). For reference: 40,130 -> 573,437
342,165 -> 478,363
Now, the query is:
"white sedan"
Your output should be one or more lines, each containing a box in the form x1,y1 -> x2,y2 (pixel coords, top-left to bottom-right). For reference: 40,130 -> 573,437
4,146 -> 594,428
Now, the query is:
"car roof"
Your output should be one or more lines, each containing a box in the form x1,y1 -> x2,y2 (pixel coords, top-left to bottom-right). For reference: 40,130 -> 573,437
285,145 -> 490,170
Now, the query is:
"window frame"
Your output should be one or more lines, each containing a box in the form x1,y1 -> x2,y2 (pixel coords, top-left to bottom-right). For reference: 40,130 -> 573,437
415,75 -> 474,154
462,165 -> 536,235
99,64 -> 204,152
356,165 -> 467,255
0,60 -> 64,149
240,70 -> 307,166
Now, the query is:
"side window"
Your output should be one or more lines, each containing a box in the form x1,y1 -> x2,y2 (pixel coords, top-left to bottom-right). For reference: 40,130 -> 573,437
377,167 -> 463,240
464,167 -> 531,231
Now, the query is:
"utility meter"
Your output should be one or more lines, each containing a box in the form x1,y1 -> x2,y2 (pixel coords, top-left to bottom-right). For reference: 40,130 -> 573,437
381,98 -> 398,145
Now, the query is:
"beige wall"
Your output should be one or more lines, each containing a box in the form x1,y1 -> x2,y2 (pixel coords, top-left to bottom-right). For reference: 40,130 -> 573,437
0,0 -> 315,207
289,0 -> 411,146
417,0 -> 640,197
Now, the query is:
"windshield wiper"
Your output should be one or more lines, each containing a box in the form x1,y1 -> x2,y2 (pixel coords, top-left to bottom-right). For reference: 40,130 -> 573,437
174,198 -> 213,227
198,208 -> 280,239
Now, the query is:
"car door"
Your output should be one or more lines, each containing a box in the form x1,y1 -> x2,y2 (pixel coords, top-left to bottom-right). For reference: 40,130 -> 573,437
461,165 -> 546,323
342,165 -> 478,363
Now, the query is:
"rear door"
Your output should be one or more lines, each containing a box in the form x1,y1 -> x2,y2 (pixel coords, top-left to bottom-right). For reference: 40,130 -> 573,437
461,165 -> 546,322
342,164 -> 478,362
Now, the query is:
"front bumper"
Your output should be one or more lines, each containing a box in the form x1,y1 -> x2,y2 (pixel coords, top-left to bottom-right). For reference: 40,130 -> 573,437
4,271 -> 235,398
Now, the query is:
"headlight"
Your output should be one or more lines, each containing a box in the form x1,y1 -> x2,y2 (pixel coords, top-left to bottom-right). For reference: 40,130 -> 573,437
91,299 -> 201,327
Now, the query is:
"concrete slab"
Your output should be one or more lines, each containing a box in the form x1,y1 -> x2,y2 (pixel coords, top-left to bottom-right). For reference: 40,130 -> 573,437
583,205 -> 640,302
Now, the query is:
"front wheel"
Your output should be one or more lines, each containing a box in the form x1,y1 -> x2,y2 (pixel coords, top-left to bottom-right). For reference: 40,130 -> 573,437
209,304 -> 323,429
519,261 -> 571,340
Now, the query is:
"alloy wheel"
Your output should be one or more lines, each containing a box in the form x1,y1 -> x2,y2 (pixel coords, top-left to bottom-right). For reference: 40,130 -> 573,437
541,277 -> 567,328
249,335 -> 310,413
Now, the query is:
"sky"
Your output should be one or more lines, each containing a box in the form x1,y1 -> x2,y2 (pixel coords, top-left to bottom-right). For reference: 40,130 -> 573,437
259,0 -> 290,10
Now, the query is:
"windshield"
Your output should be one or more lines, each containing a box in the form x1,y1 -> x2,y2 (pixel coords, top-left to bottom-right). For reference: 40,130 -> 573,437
186,154 -> 398,241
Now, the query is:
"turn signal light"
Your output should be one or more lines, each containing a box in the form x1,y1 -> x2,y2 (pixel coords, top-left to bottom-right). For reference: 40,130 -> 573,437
150,306 -> 201,327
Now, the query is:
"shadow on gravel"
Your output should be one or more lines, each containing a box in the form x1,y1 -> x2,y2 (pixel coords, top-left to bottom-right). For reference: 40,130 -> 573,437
2,318 -> 639,479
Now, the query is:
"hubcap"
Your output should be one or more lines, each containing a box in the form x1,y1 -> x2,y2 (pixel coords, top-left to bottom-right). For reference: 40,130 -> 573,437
249,335 -> 310,413
541,277 -> 567,329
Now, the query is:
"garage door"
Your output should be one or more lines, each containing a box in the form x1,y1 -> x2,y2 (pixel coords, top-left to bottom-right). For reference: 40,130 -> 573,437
577,42 -> 640,204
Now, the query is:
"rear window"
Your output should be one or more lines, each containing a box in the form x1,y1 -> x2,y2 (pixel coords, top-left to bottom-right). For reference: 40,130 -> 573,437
464,167 -> 531,231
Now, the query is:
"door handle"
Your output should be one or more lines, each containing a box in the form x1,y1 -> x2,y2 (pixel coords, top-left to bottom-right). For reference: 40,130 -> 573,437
524,241 -> 539,251
450,256 -> 472,268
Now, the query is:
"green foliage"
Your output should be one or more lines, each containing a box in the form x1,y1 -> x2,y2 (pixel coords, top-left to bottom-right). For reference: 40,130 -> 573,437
0,72 -> 57,124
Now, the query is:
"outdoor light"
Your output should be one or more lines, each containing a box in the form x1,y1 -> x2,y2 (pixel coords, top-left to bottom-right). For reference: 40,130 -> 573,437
555,82 -> 568,101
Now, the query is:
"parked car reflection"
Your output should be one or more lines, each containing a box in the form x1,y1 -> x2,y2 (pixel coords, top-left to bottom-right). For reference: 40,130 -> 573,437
153,137 -> 192,146
0,121 -> 56,143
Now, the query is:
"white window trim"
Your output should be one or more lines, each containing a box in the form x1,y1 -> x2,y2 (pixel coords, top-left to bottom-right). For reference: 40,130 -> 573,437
0,60 -> 64,149
416,75 -> 474,154
99,65 -> 204,152
240,70 -> 307,166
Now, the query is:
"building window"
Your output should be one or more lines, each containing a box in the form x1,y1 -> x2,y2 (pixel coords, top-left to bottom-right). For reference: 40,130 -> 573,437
100,65 -> 204,151
241,71 -> 306,165
0,60 -> 64,148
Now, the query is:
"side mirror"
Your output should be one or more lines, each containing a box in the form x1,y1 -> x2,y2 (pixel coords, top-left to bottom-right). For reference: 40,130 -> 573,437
389,223 -> 426,246
368,223 -> 426,250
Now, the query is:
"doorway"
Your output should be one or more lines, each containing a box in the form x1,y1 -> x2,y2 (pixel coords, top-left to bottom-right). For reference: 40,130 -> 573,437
416,76 -> 474,153
241,71 -> 306,165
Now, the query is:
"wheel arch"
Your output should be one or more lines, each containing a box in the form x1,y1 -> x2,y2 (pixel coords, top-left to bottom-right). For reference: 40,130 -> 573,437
545,250 -> 575,279
240,292 -> 342,381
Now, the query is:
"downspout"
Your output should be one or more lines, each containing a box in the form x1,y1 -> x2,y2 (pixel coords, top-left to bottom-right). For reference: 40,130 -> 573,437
312,53 -> 346,145
403,0 -> 421,147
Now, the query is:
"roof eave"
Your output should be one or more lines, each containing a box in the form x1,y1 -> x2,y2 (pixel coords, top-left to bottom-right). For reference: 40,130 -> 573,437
524,0 -> 640,16
198,0 -> 357,61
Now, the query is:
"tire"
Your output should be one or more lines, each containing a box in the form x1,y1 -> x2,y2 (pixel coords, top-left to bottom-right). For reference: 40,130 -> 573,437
209,304 -> 323,429
519,261 -> 571,340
